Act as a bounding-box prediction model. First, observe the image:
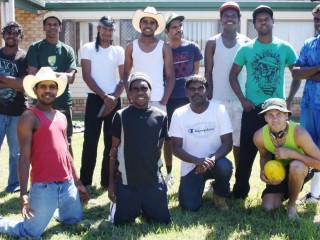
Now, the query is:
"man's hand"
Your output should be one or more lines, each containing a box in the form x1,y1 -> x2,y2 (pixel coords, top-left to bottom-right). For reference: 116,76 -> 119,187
20,195 -> 35,219
260,170 -> 282,185
160,98 -> 168,106
274,147 -> 292,160
195,165 -> 206,174
103,94 -> 117,111
75,181 -> 89,204
195,157 -> 215,174
240,98 -> 255,112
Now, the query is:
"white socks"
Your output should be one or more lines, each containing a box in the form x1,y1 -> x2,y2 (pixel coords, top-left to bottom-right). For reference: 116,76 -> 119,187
310,172 -> 320,197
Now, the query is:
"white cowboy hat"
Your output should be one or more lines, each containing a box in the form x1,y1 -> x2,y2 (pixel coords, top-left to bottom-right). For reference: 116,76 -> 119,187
132,6 -> 166,35
23,67 -> 67,99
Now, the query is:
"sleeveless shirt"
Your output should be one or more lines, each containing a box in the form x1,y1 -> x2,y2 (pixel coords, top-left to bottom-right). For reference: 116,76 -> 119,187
29,107 -> 73,182
212,33 -> 246,101
132,39 -> 164,101
262,122 -> 304,165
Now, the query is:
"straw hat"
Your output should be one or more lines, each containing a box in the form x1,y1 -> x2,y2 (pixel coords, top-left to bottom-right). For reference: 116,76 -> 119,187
23,67 -> 67,99
132,6 -> 166,35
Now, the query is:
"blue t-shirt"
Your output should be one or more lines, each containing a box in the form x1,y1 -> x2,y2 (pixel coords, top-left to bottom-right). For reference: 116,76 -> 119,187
170,40 -> 203,98
295,34 -> 320,110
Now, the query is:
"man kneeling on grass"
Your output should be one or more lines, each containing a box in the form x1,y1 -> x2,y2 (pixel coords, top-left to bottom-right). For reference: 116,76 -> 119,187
0,67 -> 88,238
108,72 -> 171,225
254,98 -> 320,219
170,74 -> 233,211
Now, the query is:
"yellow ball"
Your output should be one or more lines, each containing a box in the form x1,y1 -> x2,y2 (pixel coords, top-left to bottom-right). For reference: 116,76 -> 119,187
264,160 -> 286,181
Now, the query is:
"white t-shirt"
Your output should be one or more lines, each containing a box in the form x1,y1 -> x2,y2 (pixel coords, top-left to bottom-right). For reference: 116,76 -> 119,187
81,42 -> 124,94
169,101 -> 233,176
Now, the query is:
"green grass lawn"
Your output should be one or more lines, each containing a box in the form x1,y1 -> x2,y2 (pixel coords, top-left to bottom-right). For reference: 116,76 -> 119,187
0,117 -> 320,239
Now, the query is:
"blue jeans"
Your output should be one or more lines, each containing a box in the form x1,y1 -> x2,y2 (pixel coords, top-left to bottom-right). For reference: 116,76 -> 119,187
0,179 -> 82,238
0,114 -> 20,187
179,157 -> 233,211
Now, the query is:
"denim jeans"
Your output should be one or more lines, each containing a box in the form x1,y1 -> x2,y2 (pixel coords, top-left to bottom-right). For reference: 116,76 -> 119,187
179,157 -> 233,211
0,179 -> 82,238
0,114 -> 20,187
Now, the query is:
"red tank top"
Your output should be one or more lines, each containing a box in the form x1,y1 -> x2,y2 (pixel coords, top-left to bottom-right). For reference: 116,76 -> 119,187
29,107 -> 72,182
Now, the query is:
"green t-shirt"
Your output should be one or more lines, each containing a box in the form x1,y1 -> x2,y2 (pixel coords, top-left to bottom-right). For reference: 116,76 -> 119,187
26,39 -> 76,108
233,37 -> 297,106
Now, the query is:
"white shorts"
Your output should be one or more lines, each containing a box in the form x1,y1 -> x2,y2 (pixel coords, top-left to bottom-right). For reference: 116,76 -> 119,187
150,101 -> 167,113
213,99 -> 243,147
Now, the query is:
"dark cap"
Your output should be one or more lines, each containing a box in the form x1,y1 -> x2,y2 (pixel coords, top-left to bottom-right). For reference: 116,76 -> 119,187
219,1 -> 240,13
253,5 -> 273,22
99,16 -> 116,28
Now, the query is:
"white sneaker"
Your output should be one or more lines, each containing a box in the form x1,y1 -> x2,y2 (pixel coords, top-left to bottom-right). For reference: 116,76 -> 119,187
108,202 -> 116,223
165,174 -> 174,187
204,185 -> 214,193
297,192 -> 320,205
204,180 -> 215,193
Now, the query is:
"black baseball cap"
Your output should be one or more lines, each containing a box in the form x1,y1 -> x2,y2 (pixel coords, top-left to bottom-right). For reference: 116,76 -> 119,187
99,16 -> 115,28
253,5 -> 273,22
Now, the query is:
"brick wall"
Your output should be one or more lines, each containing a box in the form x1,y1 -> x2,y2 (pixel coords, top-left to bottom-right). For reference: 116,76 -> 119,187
71,97 -> 130,117
15,8 -> 45,51
0,8 -> 45,52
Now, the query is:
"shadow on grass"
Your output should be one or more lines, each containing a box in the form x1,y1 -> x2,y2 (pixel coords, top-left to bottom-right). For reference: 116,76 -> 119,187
0,191 -> 20,216
40,190 -> 320,239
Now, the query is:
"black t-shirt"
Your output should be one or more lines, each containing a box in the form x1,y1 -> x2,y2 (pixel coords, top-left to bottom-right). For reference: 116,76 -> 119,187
111,105 -> 168,185
0,48 -> 27,116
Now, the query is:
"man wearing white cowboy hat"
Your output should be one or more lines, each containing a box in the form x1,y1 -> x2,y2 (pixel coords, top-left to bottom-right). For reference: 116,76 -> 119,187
254,98 -> 320,219
0,67 -> 88,238
123,6 -> 175,112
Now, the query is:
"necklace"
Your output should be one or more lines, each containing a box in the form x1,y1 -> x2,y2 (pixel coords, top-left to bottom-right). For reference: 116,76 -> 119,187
270,123 -> 288,147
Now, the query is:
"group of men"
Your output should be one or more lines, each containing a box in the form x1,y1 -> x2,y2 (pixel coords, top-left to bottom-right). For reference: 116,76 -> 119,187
1,1 -> 320,237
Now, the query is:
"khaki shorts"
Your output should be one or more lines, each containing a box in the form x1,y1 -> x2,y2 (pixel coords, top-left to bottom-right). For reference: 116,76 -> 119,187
212,99 -> 243,147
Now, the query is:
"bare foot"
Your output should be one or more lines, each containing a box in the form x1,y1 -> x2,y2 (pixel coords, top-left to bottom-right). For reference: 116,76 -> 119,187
288,206 -> 299,220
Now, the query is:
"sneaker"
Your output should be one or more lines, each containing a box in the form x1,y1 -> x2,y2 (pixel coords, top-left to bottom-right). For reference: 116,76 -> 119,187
108,202 -> 116,223
204,180 -> 215,193
212,193 -> 229,211
5,183 -> 20,193
165,174 -> 174,187
297,192 -> 320,205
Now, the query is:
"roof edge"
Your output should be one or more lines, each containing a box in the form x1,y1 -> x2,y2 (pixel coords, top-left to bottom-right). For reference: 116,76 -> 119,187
44,1 -> 319,12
